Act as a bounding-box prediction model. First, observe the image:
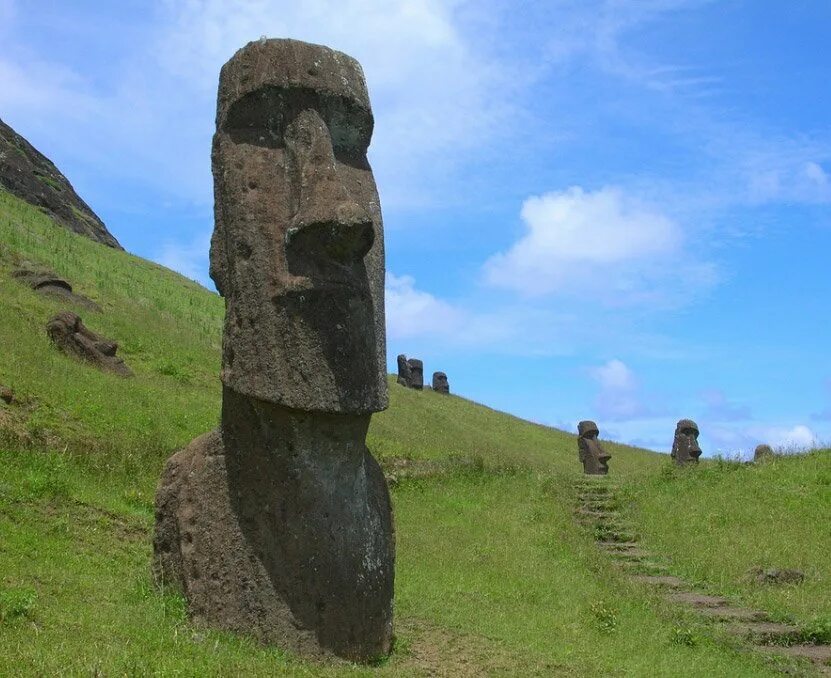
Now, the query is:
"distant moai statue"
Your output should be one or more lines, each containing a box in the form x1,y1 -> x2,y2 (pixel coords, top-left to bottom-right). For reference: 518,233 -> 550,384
577,420 -> 611,475
432,371 -> 449,394
153,39 -> 394,662
754,444 -> 774,462
396,354 -> 411,386
407,358 -> 424,389
671,419 -> 702,465
46,311 -> 132,377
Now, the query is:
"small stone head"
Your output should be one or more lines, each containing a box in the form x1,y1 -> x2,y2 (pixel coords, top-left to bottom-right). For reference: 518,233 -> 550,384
754,444 -> 774,462
210,38 -> 387,414
577,420 -> 611,475
46,311 -> 131,377
432,371 -> 449,394
406,359 -> 423,390
672,419 -> 702,465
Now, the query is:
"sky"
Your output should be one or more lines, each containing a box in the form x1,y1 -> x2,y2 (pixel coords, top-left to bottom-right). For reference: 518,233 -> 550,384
2,0 -> 831,458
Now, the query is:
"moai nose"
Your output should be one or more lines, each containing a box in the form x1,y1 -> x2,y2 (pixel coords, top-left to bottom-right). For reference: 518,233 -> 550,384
286,110 -> 374,264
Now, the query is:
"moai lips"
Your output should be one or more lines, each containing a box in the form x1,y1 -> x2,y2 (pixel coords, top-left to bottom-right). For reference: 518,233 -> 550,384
671,419 -> 702,466
578,420 -> 611,475
154,39 -> 394,663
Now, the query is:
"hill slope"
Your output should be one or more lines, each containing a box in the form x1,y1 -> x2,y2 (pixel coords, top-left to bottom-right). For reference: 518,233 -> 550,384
1,189 -> 828,676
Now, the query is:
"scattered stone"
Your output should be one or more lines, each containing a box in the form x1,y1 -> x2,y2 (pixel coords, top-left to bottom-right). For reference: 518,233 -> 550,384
153,39 -> 394,663
0,117 -> 122,249
696,606 -> 768,622
407,359 -> 424,390
754,444 -> 775,462
671,419 -> 702,466
432,371 -> 449,394
577,420 -> 611,475
728,621 -> 802,643
46,311 -> 132,377
748,567 -> 805,586
396,354 -> 411,386
0,385 -> 13,404
12,266 -> 101,311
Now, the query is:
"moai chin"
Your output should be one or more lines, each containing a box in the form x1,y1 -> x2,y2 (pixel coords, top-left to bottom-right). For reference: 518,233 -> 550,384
432,371 -> 449,394
577,420 -> 611,475
407,358 -> 424,389
153,39 -> 394,663
396,354 -> 411,387
671,419 -> 702,466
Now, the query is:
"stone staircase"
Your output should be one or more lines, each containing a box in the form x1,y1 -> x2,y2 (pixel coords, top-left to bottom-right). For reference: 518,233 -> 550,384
574,475 -> 831,675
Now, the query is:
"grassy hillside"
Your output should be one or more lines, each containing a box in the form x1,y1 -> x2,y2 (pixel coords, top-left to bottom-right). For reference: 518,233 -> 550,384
1,189 -> 828,676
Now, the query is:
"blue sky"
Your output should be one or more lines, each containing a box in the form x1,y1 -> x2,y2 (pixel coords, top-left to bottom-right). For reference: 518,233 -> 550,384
3,0 -> 830,457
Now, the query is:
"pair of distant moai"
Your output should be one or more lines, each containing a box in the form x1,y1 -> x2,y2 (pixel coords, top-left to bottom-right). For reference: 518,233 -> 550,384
396,354 -> 449,394
152,39 -> 394,662
577,419 -> 704,474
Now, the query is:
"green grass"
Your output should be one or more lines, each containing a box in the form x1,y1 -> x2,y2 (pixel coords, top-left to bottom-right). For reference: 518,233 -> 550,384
0,188 -> 826,675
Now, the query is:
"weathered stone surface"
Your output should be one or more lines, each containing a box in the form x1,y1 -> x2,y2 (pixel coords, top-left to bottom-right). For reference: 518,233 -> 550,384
12,266 -> 101,311
406,359 -> 423,390
154,38 -> 394,662
46,311 -> 131,377
0,117 -> 122,249
671,419 -> 702,466
432,371 -> 449,394
578,420 -> 611,475
748,567 -> 805,586
396,354 -> 411,387
754,444 -> 774,462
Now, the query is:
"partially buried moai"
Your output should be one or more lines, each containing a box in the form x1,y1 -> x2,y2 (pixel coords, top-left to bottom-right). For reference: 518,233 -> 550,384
407,358 -> 424,389
577,420 -> 611,475
396,354 -> 411,387
671,419 -> 702,465
153,39 -> 394,662
432,371 -> 449,394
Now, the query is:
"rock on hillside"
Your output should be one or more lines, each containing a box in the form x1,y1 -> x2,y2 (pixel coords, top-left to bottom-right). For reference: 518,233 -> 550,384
0,117 -> 122,249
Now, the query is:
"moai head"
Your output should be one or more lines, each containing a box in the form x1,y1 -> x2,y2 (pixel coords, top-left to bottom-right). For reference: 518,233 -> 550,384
396,354 -> 411,387
406,359 -> 423,389
577,420 -> 611,475
671,419 -> 702,465
754,444 -> 774,462
432,371 -> 449,394
46,311 -> 131,377
209,38 -> 387,415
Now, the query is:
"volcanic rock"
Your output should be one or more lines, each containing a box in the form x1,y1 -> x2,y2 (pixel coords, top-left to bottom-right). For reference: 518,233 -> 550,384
46,311 -> 131,376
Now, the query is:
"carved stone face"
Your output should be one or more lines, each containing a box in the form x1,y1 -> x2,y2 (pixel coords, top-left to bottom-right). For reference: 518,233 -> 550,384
432,371 -> 449,394
672,419 -> 702,465
578,420 -> 611,475
396,354 -> 411,387
210,39 -> 387,414
406,359 -> 423,390
46,311 -> 131,377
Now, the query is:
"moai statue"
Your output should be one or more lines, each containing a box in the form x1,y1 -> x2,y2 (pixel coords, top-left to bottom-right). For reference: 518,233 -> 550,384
407,358 -> 424,389
577,420 -> 611,475
153,39 -> 394,662
46,311 -> 132,376
754,444 -> 774,462
432,371 -> 449,394
396,354 -> 411,387
671,419 -> 702,466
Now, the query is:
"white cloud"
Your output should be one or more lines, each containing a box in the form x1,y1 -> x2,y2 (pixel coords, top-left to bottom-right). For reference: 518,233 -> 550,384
385,273 -> 465,340
589,358 -> 657,421
700,388 -> 751,422
707,423 -> 817,458
483,186 -> 716,306
156,231 -> 212,285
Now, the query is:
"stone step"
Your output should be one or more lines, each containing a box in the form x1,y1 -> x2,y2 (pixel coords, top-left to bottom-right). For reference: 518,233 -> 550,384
667,592 -> 729,608
597,541 -> 641,551
592,528 -> 638,542
728,621 -> 802,643
630,574 -> 687,589
753,644 -> 831,666
609,549 -> 654,562
619,559 -> 670,575
575,509 -> 620,520
697,606 -> 769,622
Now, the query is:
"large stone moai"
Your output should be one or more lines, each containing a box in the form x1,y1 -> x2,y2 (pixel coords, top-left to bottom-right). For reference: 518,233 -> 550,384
671,419 -> 702,466
754,444 -> 774,462
153,39 -> 394,662
432,371 -> 449,394
396,354 -> 411,386
577,420 -> 611,475
407,358 -> 424,389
